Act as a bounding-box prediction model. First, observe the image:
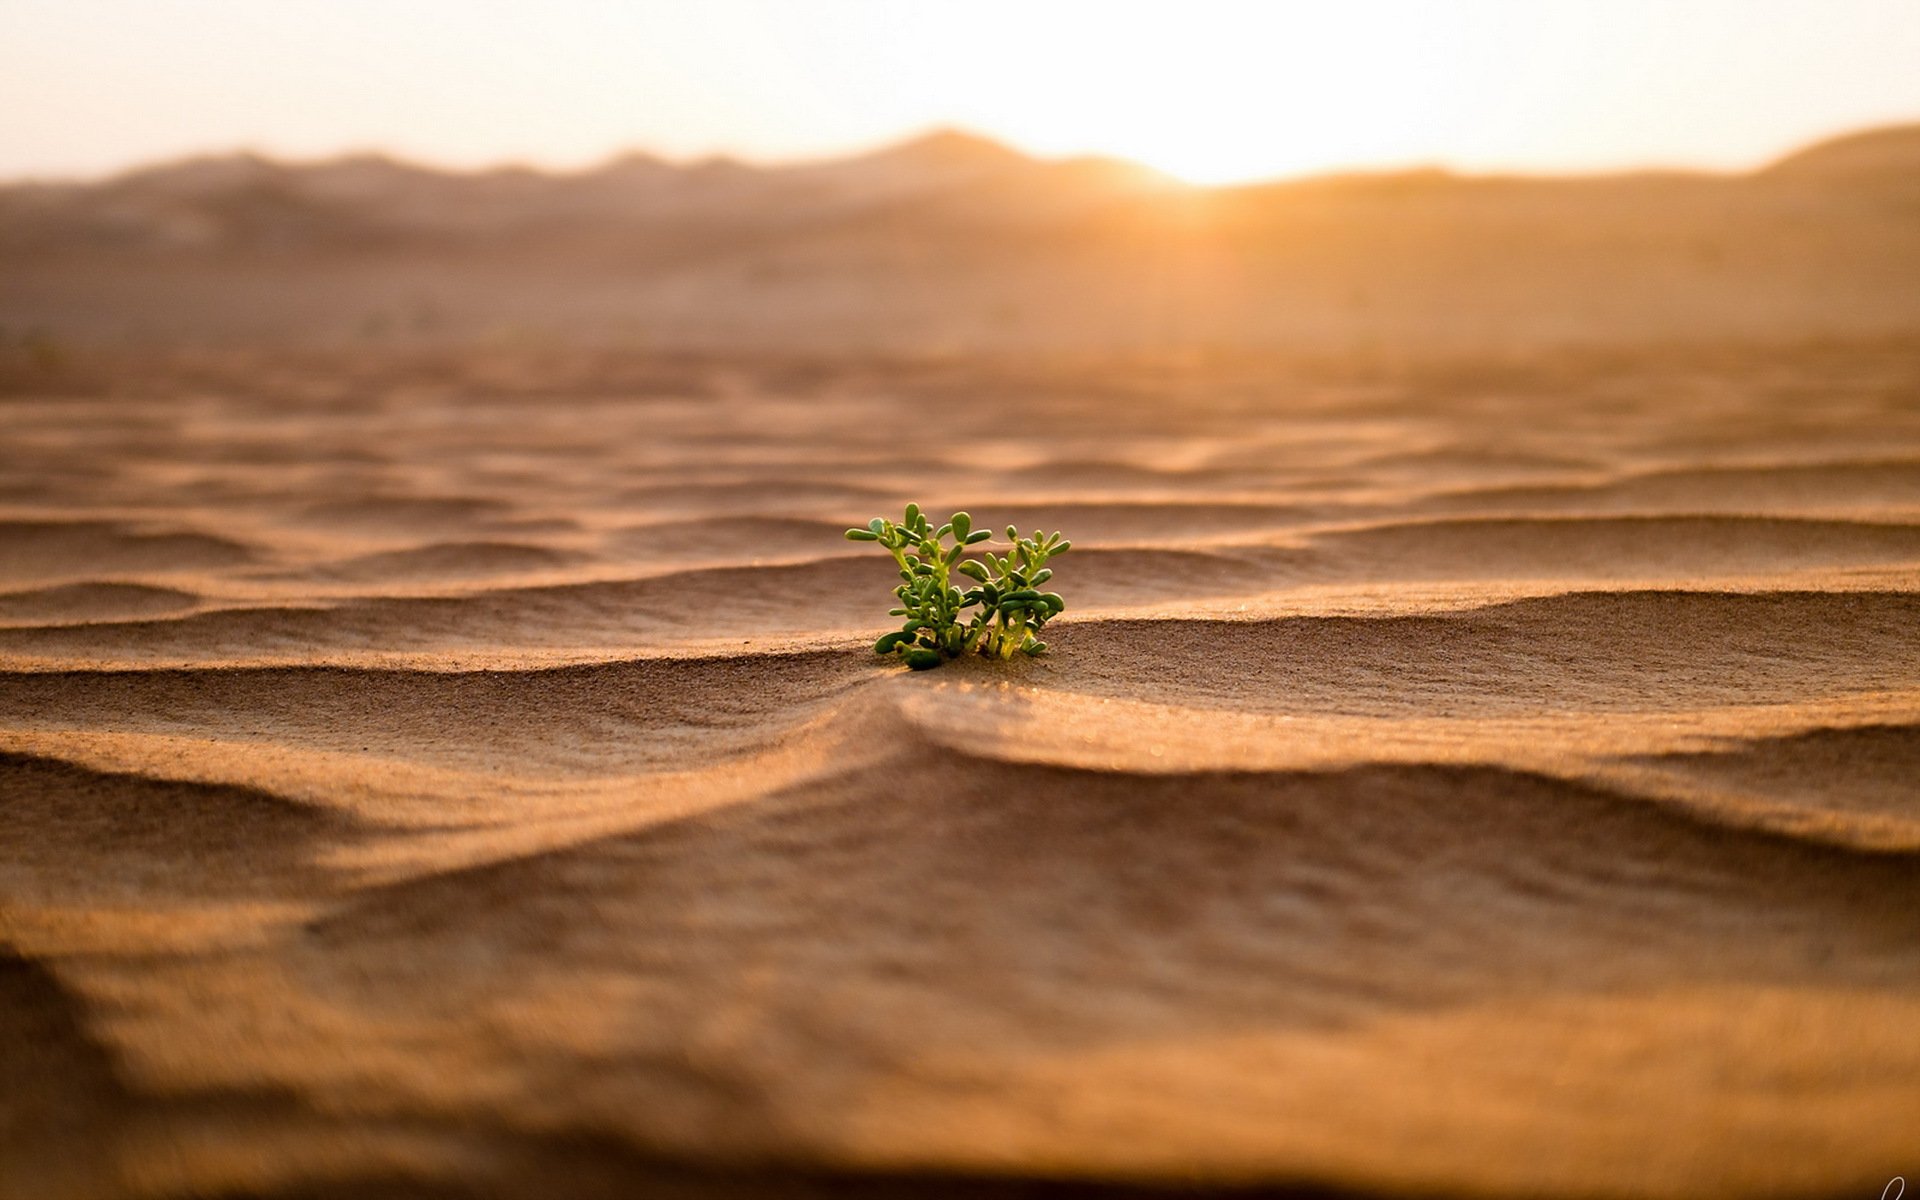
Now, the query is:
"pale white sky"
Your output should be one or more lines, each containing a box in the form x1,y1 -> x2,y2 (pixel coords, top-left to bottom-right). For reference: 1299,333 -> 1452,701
4,0 -> 1919,183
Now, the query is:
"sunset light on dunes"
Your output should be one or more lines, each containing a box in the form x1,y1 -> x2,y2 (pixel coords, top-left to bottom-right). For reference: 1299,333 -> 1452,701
4,0 -> 1920,182
5,2 -> 1920,1198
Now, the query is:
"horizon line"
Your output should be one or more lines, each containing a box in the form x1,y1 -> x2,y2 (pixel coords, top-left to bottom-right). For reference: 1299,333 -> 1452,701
5,117 -> 1917,191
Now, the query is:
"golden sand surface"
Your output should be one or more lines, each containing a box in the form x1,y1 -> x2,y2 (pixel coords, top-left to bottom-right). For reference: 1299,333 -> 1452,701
2,344 -> 1917,1199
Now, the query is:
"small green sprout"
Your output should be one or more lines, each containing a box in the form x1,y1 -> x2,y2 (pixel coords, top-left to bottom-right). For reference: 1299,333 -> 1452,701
845,504 -> 1070,669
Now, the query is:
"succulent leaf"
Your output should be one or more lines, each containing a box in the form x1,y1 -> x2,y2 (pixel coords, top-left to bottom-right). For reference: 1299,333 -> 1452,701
846,507 -> 1069,671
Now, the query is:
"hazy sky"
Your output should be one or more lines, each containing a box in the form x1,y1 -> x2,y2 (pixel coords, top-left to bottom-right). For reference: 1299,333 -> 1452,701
5,0 -> 1920,183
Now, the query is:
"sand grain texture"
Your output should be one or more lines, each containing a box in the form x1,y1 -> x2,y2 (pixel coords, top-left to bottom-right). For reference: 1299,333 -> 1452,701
2,346 -> 1918,1199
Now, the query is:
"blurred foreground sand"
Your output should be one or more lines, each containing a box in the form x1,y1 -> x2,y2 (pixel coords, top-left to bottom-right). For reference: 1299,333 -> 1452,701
2,340 -> 1917,1198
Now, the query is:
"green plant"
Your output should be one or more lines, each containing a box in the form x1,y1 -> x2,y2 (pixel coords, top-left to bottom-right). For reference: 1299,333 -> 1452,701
845,504 -> 1069,669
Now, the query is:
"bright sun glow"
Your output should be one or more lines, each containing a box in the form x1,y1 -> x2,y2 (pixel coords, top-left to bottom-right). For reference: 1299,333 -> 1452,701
3,0 -> 1920,182
916,4 -> 1505,184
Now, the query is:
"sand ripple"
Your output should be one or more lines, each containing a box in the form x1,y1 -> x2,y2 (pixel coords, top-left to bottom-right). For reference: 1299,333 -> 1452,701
3,347 -> 1919,1198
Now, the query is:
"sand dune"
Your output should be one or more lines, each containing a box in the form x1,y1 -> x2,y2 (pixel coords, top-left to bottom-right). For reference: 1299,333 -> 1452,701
1,341 -> 1917,1199
6,125 -> 1920,356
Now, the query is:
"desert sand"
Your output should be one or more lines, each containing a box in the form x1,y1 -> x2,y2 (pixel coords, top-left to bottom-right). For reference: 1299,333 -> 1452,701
3,131 -> 1920,1200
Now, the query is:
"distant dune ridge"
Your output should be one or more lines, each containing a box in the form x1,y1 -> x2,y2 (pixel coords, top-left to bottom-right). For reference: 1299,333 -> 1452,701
2,124 -> 1919,352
